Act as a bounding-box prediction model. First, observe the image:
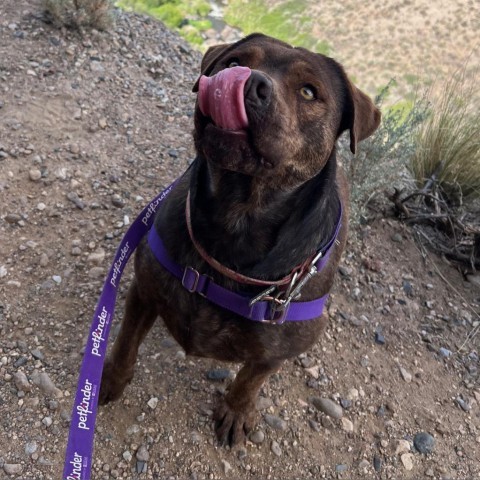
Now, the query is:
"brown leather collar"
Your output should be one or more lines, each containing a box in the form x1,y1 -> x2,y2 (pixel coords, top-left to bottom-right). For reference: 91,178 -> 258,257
185,190 -> 314,287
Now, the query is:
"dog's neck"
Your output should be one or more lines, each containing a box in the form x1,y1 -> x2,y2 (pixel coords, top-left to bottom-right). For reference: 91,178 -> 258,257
188,151 -> 341,281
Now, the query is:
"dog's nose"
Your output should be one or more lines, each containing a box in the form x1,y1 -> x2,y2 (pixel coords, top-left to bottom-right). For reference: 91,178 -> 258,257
244,72 -> 273,109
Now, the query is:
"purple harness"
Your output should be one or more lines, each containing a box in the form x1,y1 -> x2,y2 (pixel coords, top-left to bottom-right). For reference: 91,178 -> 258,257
62,175 -> 341,479
147,202 -> 342,324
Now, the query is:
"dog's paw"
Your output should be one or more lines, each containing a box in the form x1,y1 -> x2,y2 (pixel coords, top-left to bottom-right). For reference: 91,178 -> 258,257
98,361 -> 132,406
213,399 -> 256,447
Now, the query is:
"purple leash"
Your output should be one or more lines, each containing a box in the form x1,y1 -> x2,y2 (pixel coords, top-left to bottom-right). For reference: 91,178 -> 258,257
63,175 -> 341,479
62,181 -> 176,480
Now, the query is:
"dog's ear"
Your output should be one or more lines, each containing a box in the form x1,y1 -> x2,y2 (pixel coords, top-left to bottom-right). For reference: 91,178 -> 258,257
342,80 -> 381,154
192,44 -> 230,93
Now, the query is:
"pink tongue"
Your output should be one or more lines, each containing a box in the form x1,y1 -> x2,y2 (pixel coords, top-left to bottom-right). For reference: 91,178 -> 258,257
198,66 -> 251,130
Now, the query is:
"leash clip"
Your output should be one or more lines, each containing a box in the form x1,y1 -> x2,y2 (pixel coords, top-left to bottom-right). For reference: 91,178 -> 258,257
249,251 -> 323,324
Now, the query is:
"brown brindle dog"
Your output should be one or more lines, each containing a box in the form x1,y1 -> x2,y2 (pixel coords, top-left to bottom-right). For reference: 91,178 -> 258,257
99,33 -> 381,446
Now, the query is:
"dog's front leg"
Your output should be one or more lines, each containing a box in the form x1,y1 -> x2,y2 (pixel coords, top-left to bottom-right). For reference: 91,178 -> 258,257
214,359 -> 283,446
99,279 -> 157,405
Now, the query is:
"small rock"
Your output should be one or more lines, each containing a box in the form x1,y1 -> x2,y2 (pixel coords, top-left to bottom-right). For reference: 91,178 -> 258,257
221,460 -> 232,475
31,349 -> 44,361
413,432 -> 436,454
206,368 -> 232,381
346,388 -> 359,401
401,453 -> 414,471
455,397 -> 470,412
5,213 -> 21,224
13,371 -> 31,392
311,397 -> 343,419
42,416 -> 53,427
111,194 -> 125,208
335,464 -> 348,473
341,417 -> 354,432
394,439 -> 411,455
264,414 -> 287,431
52,275 -> 62,284
25,441 -> 38,455
391,233 -> 403,243
358,459 -> 370,470
31,371 -> 62,397
270,440 -> 282,456
0,265 -> 7,278
99,117 -> 108,129
374,330 -> 385,345
399,366 -> 412,383
136,461 -> 147,474
122,450 -> 132,462
3,464 -> 23,475
250,429 -> 265,444
136,445 -> 149,462
147,397 -> 158,410
439,347 -> 452,358
88,267 -> 104,279
29,169 -> 42,181
66,191 -> 85,209
373,455 -> 382,472
87,249 -> 106,265
340,398 -> 352,410
308,419 -> 321,432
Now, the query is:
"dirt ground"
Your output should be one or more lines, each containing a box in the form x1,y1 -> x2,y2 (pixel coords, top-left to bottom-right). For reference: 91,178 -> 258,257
0,1 -> 479,479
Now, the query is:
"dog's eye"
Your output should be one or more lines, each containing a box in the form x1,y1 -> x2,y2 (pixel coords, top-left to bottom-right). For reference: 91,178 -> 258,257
227,59 -> 240,68
300,85 -> 316,101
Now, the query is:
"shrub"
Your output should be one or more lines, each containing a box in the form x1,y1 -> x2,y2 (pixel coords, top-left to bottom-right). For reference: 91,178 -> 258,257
409,68 -> 480,204
340,80 -> 428,213
43,0 -> 115,30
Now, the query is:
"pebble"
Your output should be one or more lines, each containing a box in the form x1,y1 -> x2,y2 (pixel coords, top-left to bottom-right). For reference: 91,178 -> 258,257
264,414 -> 287,431
335,464 -> 348,473
414,432 -> 436,454
87,249 -> 106,265
394,439 -> 411,455
25,441 -> 38,455
13,371 -> 31,391
270,440 -> 282,456
31,371 -> 62,397
374,330 -> 385,345
341,417 -> 354,432
311,397 -> 343,419
391,233 -> 403,243
0,265 -> 7,278
358,459 -> 370,470
439,347 -> 453,358
123,450 -> 132,462
136,444 -> 149,462
401,453 -> 414,470
308,419 -> 321,432
66,191 -> 85,209
340,398 -> 352,410
249,429 -> 265,444
455,397 -> 470,412
373,455 -> 382,472
3,464 -> 23,475
399,366 -> 412,383
42,416 -> 53,427
88,267 -> 104,279
111,194 -> 125,208
5,213 -> 21,224
346,388 -> 359,401
52,275 -> 62,284
29,169 -> 42,181
31,349 -> 44,361
221,460 -> 232,475
99,117 -> 108,129
206,368 -> 232,381
147,397 -> 159,409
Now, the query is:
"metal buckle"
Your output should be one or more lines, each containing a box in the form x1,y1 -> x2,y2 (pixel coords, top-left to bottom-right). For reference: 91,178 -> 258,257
182,267 -> 200,293
248,251 -> 323,324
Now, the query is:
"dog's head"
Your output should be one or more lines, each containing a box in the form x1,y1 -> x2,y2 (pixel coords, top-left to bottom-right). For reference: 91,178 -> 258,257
193,33 -> 381,187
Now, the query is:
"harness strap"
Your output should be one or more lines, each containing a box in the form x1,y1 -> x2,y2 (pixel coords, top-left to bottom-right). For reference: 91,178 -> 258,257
148,226 -> 330,323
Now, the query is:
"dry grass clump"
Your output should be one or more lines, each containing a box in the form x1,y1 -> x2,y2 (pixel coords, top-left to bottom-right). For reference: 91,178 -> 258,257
409,68 -> 480,204
43,0 -> 115,30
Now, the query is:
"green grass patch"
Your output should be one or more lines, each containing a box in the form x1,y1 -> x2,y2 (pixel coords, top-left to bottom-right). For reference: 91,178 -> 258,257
224,0 -> 329,54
